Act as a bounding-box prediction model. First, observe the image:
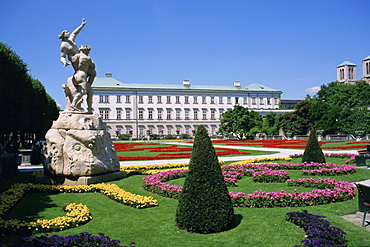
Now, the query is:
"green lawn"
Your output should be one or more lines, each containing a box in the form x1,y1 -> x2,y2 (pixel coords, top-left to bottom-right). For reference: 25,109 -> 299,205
2,157 -> 370,246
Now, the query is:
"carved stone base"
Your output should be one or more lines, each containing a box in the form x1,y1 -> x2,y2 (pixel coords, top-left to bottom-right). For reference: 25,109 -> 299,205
43,111 -> 120,177
35,171 -> 127,185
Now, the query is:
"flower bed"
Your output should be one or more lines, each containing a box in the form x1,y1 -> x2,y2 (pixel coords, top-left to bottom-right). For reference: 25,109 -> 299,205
286,210 -> 347,246
290,153 -> 357,159
115,143 -> 250,161
301,165 -> 356,176
142,162 -> 356,207
252,169 -> 290,183
0,183 -> 157,236
0,203 -> 92,236
230,178 -> 355,207
209,139 -> 366,150
13,232 -> 133,247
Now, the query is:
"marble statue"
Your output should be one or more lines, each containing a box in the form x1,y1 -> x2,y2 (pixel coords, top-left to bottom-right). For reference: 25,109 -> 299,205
38,19 -> 125,185
59,19 -> 95,113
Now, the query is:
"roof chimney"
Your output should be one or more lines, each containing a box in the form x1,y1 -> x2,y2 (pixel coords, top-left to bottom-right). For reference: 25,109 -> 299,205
183,80 -> 190,86
105,73 -> 112,78
234,81 -> 240,87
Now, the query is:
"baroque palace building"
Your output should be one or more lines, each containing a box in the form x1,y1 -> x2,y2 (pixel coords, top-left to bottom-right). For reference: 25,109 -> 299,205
87,73 -> 283,138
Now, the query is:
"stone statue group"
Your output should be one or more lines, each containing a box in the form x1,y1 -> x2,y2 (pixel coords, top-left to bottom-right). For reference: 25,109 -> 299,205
59,18 -> 95,113
36,19 -> 124,185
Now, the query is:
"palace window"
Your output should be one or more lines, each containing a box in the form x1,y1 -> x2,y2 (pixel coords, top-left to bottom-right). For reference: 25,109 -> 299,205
202,96 -> 207,104
219,97 -> 223,104
211,109 -> 216,120
227,97 -> 231,104
166,109 -> 171,119
148,96 -> 153,103
185,109 -> 190,120
138,109 -> 144,120
202,109 -> 207,120
157,96 -> 162,104
148,110 -> 153,120
158,109 -> 163,120
99,109 -> 109,119
194,110 -> 198,120
185,96 -> 189,104
116,109 -> 122,119
125,109 -> 131,120
176,96 -> 180,104
116,95 -> 121,103
193,96 -> 198,104
99,95 -> 109,103
176,109 -> 181,120
125,95 -> 130,103
211,97 -> 215,104
167,96 -> 171,104
138,96 -> 143,104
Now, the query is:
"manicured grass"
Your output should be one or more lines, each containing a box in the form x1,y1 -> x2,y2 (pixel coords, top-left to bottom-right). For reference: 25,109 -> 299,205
2,157 -> 370,246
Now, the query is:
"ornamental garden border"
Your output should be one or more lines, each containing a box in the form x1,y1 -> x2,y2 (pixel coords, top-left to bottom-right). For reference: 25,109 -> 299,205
142,162 -> 356,208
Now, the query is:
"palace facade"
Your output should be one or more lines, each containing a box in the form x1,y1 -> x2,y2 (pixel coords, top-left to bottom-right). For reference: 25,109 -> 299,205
87,74 -> 283,138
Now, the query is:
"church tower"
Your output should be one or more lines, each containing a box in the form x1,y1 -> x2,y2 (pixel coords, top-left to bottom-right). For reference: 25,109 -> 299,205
362,55 -> 370,82
336,59 -> 357,84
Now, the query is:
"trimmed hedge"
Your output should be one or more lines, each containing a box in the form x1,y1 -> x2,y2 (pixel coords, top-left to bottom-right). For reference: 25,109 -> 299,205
175,125 -> 234,233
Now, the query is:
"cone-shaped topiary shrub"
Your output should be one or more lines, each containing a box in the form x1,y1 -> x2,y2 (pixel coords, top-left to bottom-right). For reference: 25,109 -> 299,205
302,128 -> 326,163
175,125 -> 234,233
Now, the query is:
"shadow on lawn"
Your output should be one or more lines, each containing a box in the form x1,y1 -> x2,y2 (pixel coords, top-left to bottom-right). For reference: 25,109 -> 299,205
228,214 -> 243,230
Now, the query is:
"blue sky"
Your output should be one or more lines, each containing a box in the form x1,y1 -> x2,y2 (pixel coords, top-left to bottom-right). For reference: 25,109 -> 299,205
2,0 -> 370,109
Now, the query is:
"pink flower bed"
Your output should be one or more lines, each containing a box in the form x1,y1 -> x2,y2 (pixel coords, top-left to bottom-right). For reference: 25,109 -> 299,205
142,163 -> 356,208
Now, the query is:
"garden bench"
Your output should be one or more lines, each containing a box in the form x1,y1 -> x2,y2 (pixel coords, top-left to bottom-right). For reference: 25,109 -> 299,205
354,182 -> 370,228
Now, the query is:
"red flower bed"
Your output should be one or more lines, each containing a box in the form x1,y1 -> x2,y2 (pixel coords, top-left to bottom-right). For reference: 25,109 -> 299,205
115,143 -> 251,161
149,148 -> 193,152
210,139 -> 364,149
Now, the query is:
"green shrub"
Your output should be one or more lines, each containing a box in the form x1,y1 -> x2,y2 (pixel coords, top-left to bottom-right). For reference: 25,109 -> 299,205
302,129 -> 326,163
180,133 -> 192,139
149,134 -> 160,140
175,125 -> 234,233
119,134 -> 130,140
164,134 -> 176,140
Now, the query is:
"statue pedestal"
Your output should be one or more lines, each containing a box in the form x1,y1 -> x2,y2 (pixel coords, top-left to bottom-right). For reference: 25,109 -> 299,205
35,171 -> 127,185
41,111 -> 122,185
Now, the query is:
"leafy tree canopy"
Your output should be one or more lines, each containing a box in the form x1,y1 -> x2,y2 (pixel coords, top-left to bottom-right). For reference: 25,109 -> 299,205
218,105 -> 262,139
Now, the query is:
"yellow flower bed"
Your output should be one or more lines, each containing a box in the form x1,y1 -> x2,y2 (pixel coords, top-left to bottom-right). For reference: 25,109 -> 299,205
120,161 -> 225,174
0,203 -> 91,236
0,182 -> 157,236
229,157 -> 292,165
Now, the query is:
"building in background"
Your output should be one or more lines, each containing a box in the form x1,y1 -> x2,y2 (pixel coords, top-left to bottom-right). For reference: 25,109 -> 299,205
88,74 -> 282,138
337,55 -> 370,84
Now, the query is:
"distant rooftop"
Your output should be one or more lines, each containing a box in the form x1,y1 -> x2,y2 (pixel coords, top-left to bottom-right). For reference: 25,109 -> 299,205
92,74 -> 282,93
337,59 -> 356,67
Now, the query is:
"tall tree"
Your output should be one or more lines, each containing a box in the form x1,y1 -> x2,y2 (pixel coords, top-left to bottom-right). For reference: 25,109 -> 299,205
176,125 -> 234,233
302,128 -> 326,163
0,43 -> 59,148
219,105 -> 262,139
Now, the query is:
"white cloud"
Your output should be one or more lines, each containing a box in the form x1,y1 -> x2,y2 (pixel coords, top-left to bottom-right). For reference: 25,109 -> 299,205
305,86 -> 320,94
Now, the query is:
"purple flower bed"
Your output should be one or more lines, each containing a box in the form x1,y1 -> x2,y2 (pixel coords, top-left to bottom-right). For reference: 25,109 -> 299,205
286,210 -> 347,247
252,169 -> 290,183
142,165 -> 356,207
12,232 -> 135,247
289,153 -> 359,165
301,165 -> 356,176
